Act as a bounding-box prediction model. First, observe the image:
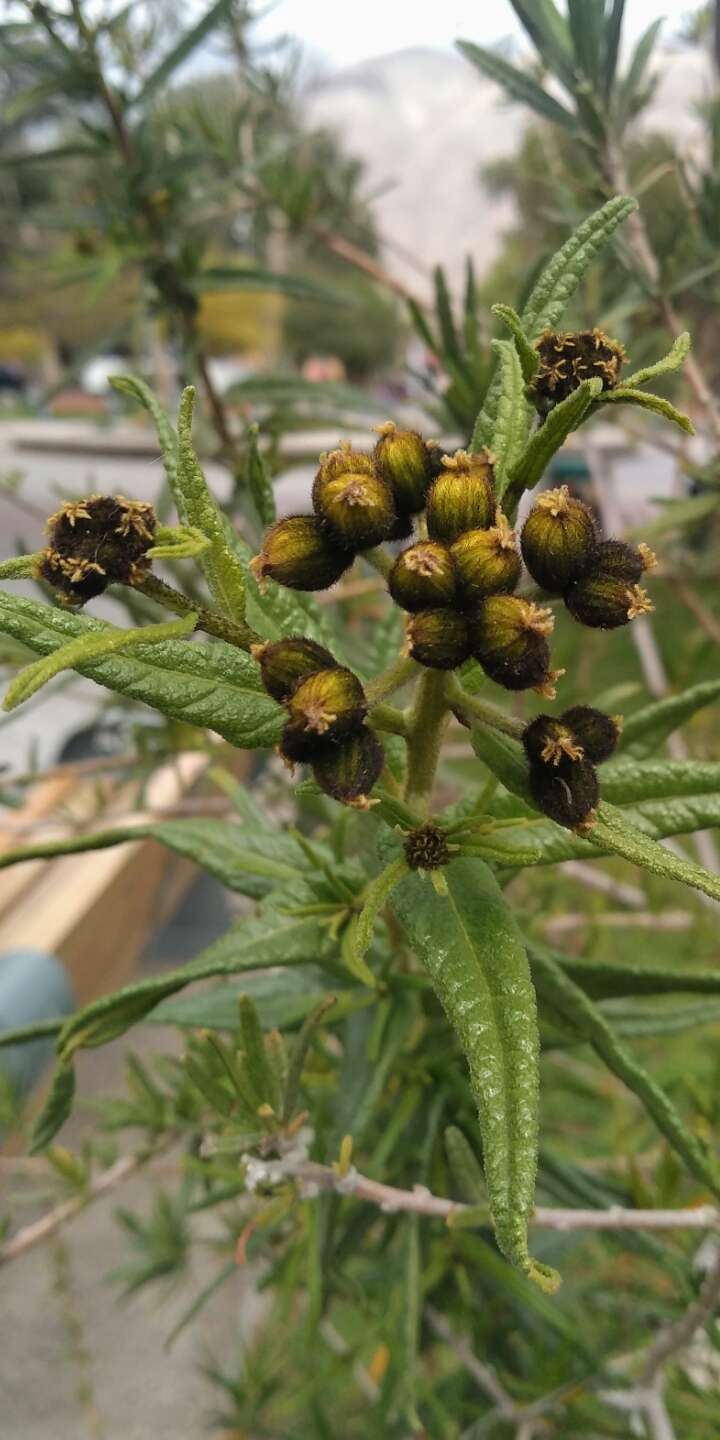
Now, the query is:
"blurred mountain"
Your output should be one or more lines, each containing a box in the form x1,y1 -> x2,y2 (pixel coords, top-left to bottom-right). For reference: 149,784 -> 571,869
307,45 -> 713,297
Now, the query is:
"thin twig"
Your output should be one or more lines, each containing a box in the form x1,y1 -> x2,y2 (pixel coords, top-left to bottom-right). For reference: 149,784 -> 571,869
0,1147 -> 166,1267
640,1246 -> 720,1384
425,1305 -> 516,1417
252,1156 -> 720,1231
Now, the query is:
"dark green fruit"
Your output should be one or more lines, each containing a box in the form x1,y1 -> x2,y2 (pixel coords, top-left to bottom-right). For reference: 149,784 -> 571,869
426,450 -> 496,543
520,486 -> 597,593
373,421 -> 435,515
406,609 -> 471,670
451,514 -> 521,604
529,755 -> 599,830
560,705 -> 621,764
252,515 -> 352,591
287,667 -> 367,743
252,637 -> 338,703
37,494 -> 156,606
472,595 -> 555,692
565,573 -> 654,629
388,541 -> 458,612
312,727 -> 385,808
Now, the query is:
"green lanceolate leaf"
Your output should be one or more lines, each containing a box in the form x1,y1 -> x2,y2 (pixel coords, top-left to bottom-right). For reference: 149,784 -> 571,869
457,40 -> 577,129
109,375 -> 178,491
175,387 -> 247,619
601,757 -> 720,805
0,818 -> 308,899
392,856 -> 558,1292
486,340 -> 532,490
131,0 -> 236,106
0,555 -> 36,581
342,856 -> 409,986
246,424 -> 276,528
549,952 -> 720,1001
0,592 -> 282,748
30,1061 -> 76,1154
445,1125 -> 487,1204
503,376 -> 602,509
530,946 -> 720,1197
623,331 -> 691,388
2,612 -> 197,711
591,802 -> 720,905
521,195 -> 637,337
621,679 -> 720,758
492,304 -> 540,383
596,387 -> 694,434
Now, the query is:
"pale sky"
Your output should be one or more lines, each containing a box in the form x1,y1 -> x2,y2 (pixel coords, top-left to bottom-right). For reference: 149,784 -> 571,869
253,0 -> 698,69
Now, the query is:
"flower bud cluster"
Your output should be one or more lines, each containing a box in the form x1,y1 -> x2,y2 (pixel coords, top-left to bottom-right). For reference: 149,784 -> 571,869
35,494 -> 156,606
521,486 -> 657,629
531,327 -> 626,418
386,448 -> 559,695
253,637 -> 384,808
252,425 -> 441,593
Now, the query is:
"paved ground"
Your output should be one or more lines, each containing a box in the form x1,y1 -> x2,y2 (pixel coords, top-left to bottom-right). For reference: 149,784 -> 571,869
1,873 -> 268,1440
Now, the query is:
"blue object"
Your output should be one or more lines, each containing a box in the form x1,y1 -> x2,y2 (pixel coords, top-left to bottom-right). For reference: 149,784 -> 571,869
0,949 -> 75,1099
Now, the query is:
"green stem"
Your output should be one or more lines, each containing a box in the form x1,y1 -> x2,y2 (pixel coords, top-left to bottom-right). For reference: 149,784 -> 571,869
134,574 -> 259,652
363,546 -> 394,579
448,679 -> 525,738
366,655 -> 419,705
368,703 -> 409,738
404,671 -> 450,815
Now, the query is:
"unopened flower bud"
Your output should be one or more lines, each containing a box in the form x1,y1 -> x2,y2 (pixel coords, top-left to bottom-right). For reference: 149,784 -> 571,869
388,541 -> 457,612
36,494 -> 156,606
373,421 -> 435,515
426,450 -> 496,543
287,667 -> 367,744
472,595 -> 554,691
523,714 -> 585,768
565,573 -> 654,629
531,327 -> 625,417
313,450 -> 395,551
450,513 -> 521,604
560,705 -> 622,764
312,726 -> 385,808
584,539 -> 655,584
251,515 -> 352,591
251,636 -> 338,703
406,608 -> 471,670
529,755 -> 599,830
520,486 -> 597,593
404,823 -> 450,871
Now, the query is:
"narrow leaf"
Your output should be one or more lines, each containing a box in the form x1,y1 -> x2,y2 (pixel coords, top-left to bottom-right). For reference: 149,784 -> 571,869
623,332 -> 691,389
246,424 -> 275,528
132,0 -> 236,106
342,857 -> 408,986
531,946 -> 720,1197
521,196 -> 637,337
0,555 -> 36,580
3,612 -> 197,711
492,303 -> 540,383
487,340 -> 531,492
457,40 -> 577,129
503,377 -> 602,506
147,525 -> 210,560
591,802 -> 720,906
596,387 -> 694,434
547,952 -> 720,1001
621,679 -> 720,758
392,857 -> 558,1291
176,387 -> 247,620
109,375 -> 178,491
445,1126 -> 487,1204
30,1062 -> 75,1154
